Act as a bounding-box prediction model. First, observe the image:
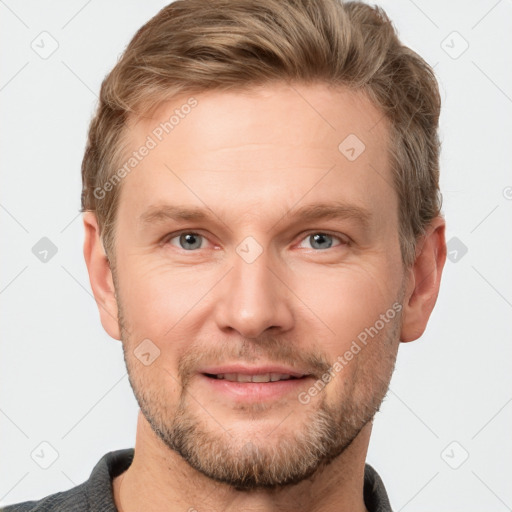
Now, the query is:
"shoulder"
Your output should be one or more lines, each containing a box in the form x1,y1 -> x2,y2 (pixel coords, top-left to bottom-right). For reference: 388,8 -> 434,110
1,448 -> 134,512
1,483 -> 89,512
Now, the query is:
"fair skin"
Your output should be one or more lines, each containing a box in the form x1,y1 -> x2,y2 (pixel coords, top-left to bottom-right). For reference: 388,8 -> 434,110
83,82 -> 446,512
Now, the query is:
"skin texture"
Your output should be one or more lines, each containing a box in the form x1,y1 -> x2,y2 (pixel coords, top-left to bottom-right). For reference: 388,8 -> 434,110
83,82 -> 446,512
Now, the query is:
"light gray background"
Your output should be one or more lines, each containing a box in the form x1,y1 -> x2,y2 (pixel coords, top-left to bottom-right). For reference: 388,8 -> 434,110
1,0 -> 511,510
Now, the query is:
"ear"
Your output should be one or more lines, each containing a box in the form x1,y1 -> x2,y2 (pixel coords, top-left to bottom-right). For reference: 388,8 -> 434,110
82,211 -> 121,340
400,216 -> 447,343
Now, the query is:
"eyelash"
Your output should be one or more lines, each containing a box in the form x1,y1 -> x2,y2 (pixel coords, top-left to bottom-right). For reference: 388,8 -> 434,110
163,230 -> 350,251
297,231 -> 349,250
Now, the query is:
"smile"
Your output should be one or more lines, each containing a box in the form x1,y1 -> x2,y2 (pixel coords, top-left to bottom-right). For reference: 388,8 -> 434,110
205,372 -> 301,382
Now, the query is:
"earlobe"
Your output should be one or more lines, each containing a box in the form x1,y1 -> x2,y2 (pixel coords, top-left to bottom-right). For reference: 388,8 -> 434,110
82,211 -> 121,340
400,216 -> 447,343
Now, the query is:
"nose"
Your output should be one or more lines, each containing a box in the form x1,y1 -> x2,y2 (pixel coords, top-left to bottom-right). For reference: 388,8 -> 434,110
213,248 -> 295,339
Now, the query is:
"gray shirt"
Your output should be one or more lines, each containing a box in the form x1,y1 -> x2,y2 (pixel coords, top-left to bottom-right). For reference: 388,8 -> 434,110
1,449 -> 393,511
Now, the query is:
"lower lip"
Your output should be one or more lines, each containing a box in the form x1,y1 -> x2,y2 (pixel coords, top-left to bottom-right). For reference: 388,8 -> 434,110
198,374 -> 312,402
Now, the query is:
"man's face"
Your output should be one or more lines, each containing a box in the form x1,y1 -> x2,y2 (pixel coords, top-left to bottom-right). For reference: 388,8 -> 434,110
111,82 -> 406,489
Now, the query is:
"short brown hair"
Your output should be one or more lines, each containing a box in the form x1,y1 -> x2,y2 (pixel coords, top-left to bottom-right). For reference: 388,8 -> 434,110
81,0 -> 442,268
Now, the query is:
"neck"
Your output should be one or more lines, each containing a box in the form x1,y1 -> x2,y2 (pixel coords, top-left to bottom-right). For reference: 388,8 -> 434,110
113,411 -> 371,512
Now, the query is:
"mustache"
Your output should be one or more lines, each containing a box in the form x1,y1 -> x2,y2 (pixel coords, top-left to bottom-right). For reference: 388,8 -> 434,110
177,335 -> 332,384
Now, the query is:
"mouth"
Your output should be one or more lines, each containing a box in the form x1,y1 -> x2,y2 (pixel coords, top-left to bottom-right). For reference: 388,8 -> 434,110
203,372 -> 305,383
197,365 -> 312,402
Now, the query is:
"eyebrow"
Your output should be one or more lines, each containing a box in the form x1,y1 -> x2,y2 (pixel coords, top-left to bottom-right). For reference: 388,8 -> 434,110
138,202 -> 372,230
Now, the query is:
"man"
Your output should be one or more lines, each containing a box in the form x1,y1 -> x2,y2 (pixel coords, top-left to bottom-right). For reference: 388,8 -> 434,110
3,0 -> 446,510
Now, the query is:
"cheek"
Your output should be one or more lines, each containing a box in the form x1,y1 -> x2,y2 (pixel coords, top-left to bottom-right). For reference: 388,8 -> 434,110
117,258 -> 213,330
126,355 -> 183,417
293,261 -> 401,351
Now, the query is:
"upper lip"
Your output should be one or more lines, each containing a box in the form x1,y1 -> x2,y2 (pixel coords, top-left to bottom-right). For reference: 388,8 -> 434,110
199,364 -> 309,378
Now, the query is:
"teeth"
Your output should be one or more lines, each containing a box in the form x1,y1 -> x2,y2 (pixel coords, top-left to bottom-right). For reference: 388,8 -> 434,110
215,373 -> 294,382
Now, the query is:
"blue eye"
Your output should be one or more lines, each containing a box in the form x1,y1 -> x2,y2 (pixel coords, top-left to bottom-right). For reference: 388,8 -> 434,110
165,231 -> 344,252
299,233 -> 342,250
169,232 -> 205,250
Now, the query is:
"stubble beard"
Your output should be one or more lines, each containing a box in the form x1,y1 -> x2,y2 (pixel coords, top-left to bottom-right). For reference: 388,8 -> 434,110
119,324 -> 400,491
113,265 -> 402,491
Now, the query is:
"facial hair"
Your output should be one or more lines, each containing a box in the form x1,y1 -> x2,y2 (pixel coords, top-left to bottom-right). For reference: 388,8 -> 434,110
116,280 -> 403,491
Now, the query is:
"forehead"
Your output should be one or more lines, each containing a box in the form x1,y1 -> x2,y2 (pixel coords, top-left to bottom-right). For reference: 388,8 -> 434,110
126,82 -> 388,158
117,82 -> 394,225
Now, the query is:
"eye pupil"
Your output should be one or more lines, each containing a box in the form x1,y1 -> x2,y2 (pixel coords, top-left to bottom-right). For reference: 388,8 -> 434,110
310,233 -> 333,250
174,232 -> 339,251
179,233 -> 202,250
